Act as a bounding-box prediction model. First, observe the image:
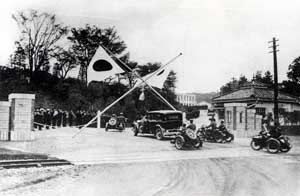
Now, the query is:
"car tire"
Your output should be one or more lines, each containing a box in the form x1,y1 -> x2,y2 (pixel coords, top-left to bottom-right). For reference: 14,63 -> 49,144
155,129 -> 164,140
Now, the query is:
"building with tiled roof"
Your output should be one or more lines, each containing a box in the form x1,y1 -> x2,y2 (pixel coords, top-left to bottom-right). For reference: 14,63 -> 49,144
212,81 -> 300,138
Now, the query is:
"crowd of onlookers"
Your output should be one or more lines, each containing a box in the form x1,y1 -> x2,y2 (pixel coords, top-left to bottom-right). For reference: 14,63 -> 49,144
34,108 -> 97,130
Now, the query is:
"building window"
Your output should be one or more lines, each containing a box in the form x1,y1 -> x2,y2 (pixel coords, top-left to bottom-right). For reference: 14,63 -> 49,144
255,107 -> 266,116
239,112 -> 243,123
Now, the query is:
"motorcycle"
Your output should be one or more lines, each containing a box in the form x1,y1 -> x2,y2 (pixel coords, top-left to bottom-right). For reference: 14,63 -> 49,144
220,129 -> 234,142
198,126 -> 224,143
250,133 -> 292,153
171,128 -> 203,150
277,135 -> 292,152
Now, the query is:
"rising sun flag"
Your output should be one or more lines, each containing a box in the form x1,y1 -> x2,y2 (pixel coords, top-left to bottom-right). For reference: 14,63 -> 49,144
135,65 -> 172,89
87,46 -> 125,83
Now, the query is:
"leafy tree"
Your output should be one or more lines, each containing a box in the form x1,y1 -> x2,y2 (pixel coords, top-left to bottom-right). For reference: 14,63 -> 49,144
136,62 -> 161,77
220,77 -> 238,95
9,41 -> 27,69
254,70 -> 273,84
52,48 -> 77,80
67,25 -> 126,84
238,75 -> 248,86
115,52 -> 138,88
163,70 -> 177,91
281,80 -> 300,97
220,70 -> 273,95
280,57 -> 300,97
12,9 -> 68,80
287,56 -> 300,83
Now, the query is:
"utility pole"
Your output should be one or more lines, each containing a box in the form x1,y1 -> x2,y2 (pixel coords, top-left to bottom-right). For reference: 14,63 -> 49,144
268,37 -> 279,126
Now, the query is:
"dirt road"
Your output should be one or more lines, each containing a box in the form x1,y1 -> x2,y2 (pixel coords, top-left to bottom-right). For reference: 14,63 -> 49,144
0,128 -> 299,196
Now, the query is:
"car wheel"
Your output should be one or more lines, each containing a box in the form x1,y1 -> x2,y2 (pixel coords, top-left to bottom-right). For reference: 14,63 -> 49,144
250,139 -> 261,150
175,137 -> 184,150
267,139 -> 280,154
155,129 -> 164,140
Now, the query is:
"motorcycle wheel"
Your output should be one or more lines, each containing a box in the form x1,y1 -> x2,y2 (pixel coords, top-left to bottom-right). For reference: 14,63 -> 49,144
266,139 -> 280,154
250,139 -> 262,150
155,129 -> 164,140
175,137 -> 184,150
280,142 -> 292,153
226,134 -> 234,142
280,146 -> 291,153
193,139 -> 202,149
215,136 -> 223,143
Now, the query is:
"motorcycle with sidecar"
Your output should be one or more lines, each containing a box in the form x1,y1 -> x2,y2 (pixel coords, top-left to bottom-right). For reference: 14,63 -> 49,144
171,128 -> 203,150
250,132 -> 292,153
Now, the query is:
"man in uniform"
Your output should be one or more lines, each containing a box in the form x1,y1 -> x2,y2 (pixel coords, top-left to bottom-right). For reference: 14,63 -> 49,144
187,119 -> 196,131
218,120 -> 226,132
206,118 -> 217,134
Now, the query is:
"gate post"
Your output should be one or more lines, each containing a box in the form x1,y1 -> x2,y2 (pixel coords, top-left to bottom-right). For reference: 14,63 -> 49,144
97,111 -> 101,129
9,93 -> 35,141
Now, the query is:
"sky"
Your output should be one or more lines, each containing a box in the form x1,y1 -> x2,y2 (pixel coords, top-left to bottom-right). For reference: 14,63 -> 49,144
1,0 -> 300,93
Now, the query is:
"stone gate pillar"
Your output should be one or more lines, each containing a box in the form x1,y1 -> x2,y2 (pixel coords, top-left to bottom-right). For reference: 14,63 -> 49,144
9,93 -> 35,141
0,101 -> 10,140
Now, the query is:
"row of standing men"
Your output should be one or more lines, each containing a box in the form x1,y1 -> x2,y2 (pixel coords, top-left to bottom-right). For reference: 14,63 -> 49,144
34,108 -> 96,130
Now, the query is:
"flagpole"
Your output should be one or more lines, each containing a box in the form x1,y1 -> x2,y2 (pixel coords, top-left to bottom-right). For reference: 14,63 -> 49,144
101,44 -> 181,110
72,53 -> 181,138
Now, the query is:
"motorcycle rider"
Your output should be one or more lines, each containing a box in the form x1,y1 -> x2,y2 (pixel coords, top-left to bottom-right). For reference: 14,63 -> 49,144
187,119 -> 196,131
206,118 -> 217,133
118,112 -> 126,129
218,120 -> 226,132
269,121 -> 282,138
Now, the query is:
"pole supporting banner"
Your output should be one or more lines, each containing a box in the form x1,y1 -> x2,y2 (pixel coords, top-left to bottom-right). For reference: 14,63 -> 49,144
72,52 -> 182,138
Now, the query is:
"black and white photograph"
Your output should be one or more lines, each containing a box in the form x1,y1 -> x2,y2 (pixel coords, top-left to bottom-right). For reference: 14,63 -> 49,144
0,0 -> 300,195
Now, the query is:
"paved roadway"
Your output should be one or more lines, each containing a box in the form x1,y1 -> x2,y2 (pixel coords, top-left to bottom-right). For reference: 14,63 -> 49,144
0,128 -> 300,196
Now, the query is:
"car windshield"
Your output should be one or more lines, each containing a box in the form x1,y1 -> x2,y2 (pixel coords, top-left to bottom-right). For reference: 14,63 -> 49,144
148,113 -> 163,120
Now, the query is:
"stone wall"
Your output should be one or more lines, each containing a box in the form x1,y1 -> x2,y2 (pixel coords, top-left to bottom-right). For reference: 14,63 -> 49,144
0,101 -> 10,140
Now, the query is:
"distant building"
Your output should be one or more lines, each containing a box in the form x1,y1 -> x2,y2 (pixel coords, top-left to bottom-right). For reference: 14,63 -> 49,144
212,81 -> 300,138
198,101 -> 212,109
176,93 -> 197,106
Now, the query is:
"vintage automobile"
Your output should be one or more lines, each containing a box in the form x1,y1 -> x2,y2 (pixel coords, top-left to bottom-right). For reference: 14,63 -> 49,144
132,110 -> 183,140
105,114 -> 125,132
